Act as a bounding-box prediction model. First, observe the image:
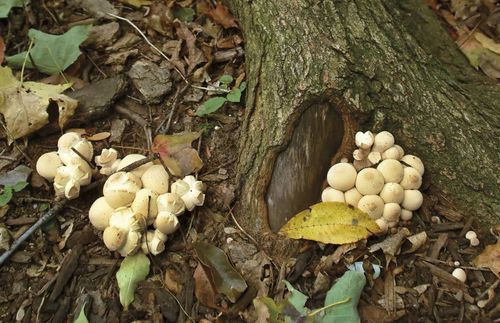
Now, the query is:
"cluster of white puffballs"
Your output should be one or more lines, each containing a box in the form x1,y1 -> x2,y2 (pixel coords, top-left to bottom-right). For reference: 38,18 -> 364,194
35,132 -> 206,257
322,131 -> 424,233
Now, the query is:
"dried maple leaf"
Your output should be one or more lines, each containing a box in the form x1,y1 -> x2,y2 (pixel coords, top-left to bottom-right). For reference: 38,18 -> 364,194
206,0 -> 238,29
151,132 -> 203,177
473,239 -> 500,277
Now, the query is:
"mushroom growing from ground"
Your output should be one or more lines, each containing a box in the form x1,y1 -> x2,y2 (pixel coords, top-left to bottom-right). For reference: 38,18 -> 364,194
95,148 -> 120,175
355,131 -> 375,150
141,229 -> 167,255
400,155 -> 425,176
452,268 -> 467,283
57,132 -> 94,166
154,212 -> 180,235
171,176 -> 206,211
103,207 -> 146,257
465,231 -> 480,246
377,159 -> 404,183
103,171 -> 142,208
53,162 -> 93,199
326,162 -> 357,191
344,187 -> 362,207
371,131 -> 395,153
36,152 -> 64,182
379,183 -> 404,204
355,168 -> 385,195
131,188 -> 159,225
141,165 -> 170,194
321,187 -> 345,203
357,195 -> 384,219
157,193 -> 186,216
89,196 -> 115,230
117,154 -> 153,178
399,167 -> 422,190
401,190 -> 423,211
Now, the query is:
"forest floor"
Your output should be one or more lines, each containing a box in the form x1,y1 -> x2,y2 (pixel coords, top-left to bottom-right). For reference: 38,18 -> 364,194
0,0 -> 499,322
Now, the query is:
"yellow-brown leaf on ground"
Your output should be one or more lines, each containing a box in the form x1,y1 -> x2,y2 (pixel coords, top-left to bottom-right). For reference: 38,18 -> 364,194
206,0 -> 238,29
473,239 -> 500,277
279,202 -> 381,244
121,0 -> 152,8
0,66 -> 77,144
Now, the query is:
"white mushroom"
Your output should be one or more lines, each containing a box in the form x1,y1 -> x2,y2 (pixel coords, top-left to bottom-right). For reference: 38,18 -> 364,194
157,193 -> 186,216
36,152 -> 64,182
357,195 -> 384,219
53,163 -> 92,199
117,154 -> 153,178
141,165 -> 170,194
58,133 -> 94,166
326,163 -> 357,192
154,212 -> 180,235
353,149 -> 368,161
375,218 -> 389,233
377,159 -> 404,183
353,158 -> 373,171
400,209 -> 413,221
141,229 -> 167,255
344,187 -> 362,207
95,148 -> 120,175
399,167 -> 422,190
465,231 -> 480,247
393,145 -> 405,158
381,146 -> 403,160
131,188 -> 159,225
103,207 -> 145,257
103,171 -> 142,208
371,131 -> 395,153
355,131 -> 375,150
367,151 -> 382,165
321,187 -> 345,203
379,183 -> 404,204
452,268 -> 466,283
355,168 -> 385,195
401,190 -> 423,211
88,196 -> 115,230
382,203 -> 401,222
470,237 -> 480,246
170,176 -> 205,211
400,155 -> 424,176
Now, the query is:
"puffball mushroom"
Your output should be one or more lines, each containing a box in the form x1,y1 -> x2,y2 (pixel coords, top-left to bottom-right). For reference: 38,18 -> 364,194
382,203 -> 401,222
382,146 -> 403,160
154,212 -> 180,235
465,231 -> 480,246
171,175 -> 206,211
53,163 -> 93,199
36,152 -> 64,182
377,159 -> 404,183
375,218 -> 389,233
157,193 -> 186,216
141,230 -> 167,255
103,171 -> 142,208
131,188 -> 159,225
141,165 -> 170,194
371,131 -> 395,153
452,268 -> 467,283
326,163 -> 357,191
117,154 -> 153,178
95,148 -> 120,175
321,187 -> 345,203
358,195 -> 384,219
57,132 -> 94,166
344,188 -> 362,207
401,190 -> 423,211
353,149 -> 368,161
103,207 -> 145,256
400,209 -> 413,221
399,167 -> 422,190
355,168 -> 384,195
379,183 -> 404,204
367,151 -> 382,165
353,158 -> 372,171
89,197 -> 115,230
400,155 -> 424,176
355,131 -> 374,150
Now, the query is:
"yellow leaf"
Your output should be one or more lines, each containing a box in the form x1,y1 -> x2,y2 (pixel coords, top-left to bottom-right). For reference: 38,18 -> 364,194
280,202 -> 381,244
475,32 -> 500,55
122,0 -> 152,7
473,239 -> 500,277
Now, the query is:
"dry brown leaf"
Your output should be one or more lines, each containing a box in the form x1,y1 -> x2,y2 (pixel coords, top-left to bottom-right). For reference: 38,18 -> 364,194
369,228 -> 411,264
86,132 -> 111,141
473,239 -> 500,276
175,22 -> 207,74
206,0 -> 238,29
403,231 -> 428,254
194,263 -> 219,309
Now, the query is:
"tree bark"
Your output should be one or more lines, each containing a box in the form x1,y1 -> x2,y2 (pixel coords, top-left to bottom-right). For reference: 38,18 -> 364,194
228,0 -> 499,258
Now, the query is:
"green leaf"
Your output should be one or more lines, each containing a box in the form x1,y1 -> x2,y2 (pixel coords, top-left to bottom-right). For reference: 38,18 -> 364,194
253,297 -> 285,323
239,81 -> 247,92
39,203 -> 50,212
12,181 -> 28,192
173,7 -> 195,22
193,241 -> 248,302
322,271 -> 366,323
0,186 -> 13,207
73,304 -> 89,323
226,88 -> 242,102
284,281 -> 308,315
0,0 -> 23,18
219,75 -> 233,84
116,252 -> 150,310
196,97 -> 227,116
6,25 -> 92,75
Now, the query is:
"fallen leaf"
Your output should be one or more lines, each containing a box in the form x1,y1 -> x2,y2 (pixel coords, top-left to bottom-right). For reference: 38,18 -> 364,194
284,281 -> 308,316
279,202 -> 381,244
116,252 -> 150,310
175,22 -> 207,74
322,271 -> 366,323
369,227 -> 411,258
473,239 -> 500,276
402,231 -> 427,254
0,165 -> 32,186
73,304 -> 89,323
0,0 -> 23,18
151,132 -> 203,177
173,7 -> 195,22
86,132 -> 111,141
475,32 -> 500,54
253,297 -> 283,323
0,66 -> 78,143
122,0 -> 152,7
206,0 -> 238,29
196,96 -> 227,116
6,25 -> 92,75
194,263 -> 219,309
193,241 -> 248,303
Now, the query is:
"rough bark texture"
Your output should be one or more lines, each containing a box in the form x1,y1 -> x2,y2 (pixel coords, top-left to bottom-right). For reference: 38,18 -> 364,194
228,0 -> 499,258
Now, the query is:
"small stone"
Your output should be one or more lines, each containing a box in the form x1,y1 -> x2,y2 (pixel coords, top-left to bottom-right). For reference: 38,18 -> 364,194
128,60 -> 173,103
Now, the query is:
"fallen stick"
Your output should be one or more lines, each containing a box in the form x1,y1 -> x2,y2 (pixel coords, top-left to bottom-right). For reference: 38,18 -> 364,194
0,155 -> 157,267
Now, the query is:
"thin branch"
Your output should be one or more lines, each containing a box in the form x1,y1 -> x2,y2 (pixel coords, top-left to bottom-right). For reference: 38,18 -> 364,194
155,83 -> 189,135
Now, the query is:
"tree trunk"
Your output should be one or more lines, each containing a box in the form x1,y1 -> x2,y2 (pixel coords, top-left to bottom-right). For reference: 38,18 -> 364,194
228,0 -> 499,259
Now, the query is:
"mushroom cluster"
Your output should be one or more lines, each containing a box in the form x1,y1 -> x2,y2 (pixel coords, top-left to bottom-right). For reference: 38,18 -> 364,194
322,131 -> 425,233
88,155 -> 206,257
36,132 -> 94,199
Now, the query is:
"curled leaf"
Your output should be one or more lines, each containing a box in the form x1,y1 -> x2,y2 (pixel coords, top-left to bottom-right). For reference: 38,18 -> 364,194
152,132 -> 203,177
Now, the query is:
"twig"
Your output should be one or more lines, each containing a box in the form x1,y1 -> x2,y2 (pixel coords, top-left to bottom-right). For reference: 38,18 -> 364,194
20,39 -> 34,84
229,209 -> 258,246
114,105 -> 152,151
0,155 -> 157,267
71,147 -> 95,169
155,83 -> 190,135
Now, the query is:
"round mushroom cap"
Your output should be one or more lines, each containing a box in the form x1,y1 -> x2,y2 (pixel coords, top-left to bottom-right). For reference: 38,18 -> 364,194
355,168 -> 385,195
377,159 -> 404,183
379,183 -> 404,204
117,154 -> 153,178
321,187 -> 345,203
57,132 -> 82,151
381,146 -> 402,160
357,195 -> 384,219
367,151 -> 382,165
103,226 -> 127,251
452,268 -> 466,283
154,212 -> 180,235
141,165 -> 169,194
118,230 -> 143,257
400,209 -> 413,221
103,171 -> 143,208
95,148 -> 118,166
400,155 -> 424,176
375,218 -> 389,233
36,152 -> 63,181
157,193 -> 186,216
355,131 -> 374,150
326,163 -> 357,192
372,131 -> 395,153
399,167 -> 422,190
401,190 -> 423,211
131,188 -> 159,223
382,203 -> 401,222
465,231 -> 477,240
89,197 -> 115,231
344,187 -> 363,207
58,135 -> 93,166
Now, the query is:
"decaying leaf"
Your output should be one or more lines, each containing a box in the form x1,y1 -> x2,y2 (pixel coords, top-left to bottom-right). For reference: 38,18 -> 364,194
86,132 -> 111,141
403,231 -> 428,254
253,296 -> 283,323
205,0 -> 238,29
116,252 -> 150,310
193,241 -> 248,303
473,239 -> 500,276
175,22 -> 207,74
194,263 -> 219,309
369,228 -> 411,263
6,25 -> 92,75
0,66 -> 78,143
151,132 -> 203,177
280,202 -> 381,244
